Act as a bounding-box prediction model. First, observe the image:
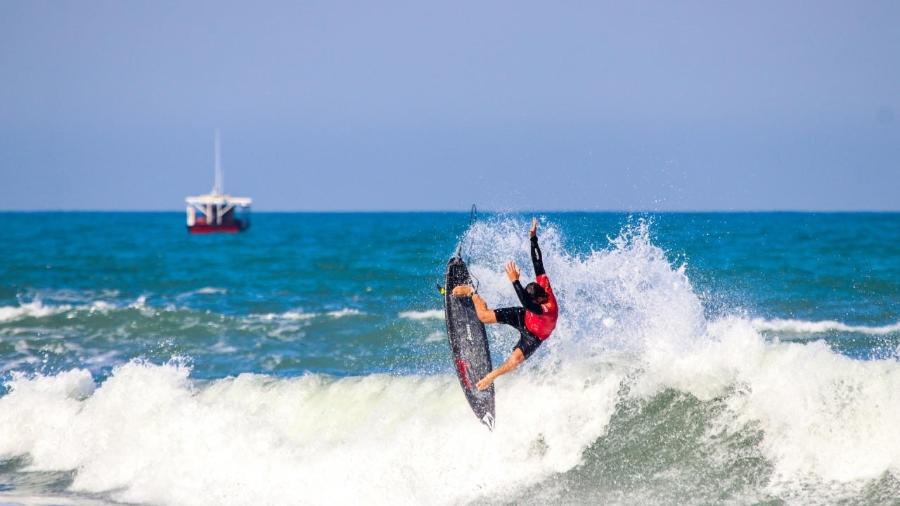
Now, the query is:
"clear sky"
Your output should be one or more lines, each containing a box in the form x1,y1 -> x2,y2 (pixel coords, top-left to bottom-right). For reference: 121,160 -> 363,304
1,1 -> 898,211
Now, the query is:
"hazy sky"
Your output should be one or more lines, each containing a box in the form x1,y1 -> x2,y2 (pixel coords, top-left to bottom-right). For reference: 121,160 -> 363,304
1,1 -> 898,211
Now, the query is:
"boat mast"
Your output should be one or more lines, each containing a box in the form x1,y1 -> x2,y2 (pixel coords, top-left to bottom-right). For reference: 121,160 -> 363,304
213,129 -> 223,195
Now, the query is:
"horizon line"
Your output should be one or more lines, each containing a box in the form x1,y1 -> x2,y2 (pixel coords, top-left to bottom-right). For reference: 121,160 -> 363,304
1,209 -> 898,214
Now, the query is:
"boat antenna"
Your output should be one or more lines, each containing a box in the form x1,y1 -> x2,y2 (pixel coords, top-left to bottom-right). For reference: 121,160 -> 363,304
455,204 -> 477,258
213,129 -> 223,195
464,203 -> 481,290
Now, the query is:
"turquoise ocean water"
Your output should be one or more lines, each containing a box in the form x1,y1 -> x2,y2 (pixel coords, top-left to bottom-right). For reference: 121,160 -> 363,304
1,212 -> 898,505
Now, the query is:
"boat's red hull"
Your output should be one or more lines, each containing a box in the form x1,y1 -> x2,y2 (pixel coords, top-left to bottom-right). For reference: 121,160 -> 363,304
187,223 -> 248,234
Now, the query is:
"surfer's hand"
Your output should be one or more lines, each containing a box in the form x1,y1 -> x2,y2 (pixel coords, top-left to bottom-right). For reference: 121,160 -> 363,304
505,261 -> 520,282
452,285 -> 475,297
530,217 -> 538,237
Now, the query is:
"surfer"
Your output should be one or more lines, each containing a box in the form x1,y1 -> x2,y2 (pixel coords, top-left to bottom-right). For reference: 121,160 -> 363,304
452,218 -> 558,390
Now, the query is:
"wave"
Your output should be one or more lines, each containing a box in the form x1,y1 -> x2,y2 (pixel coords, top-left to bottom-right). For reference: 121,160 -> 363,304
0,300 -> 71,322
175,287 -> 228,300
252,309 -> 364,321
192,287 -> 226,295
326,308 -> 364,318
0,301 -> 355,328
398,309 -> 444,320
4,334 -> 900,505
0,298 -> 150,323
0,359 -> 624,506
752,318 -> 900,336
252,310 -> 316,322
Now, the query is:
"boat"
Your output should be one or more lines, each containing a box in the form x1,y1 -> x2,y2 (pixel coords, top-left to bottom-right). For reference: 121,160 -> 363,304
185,131 -> 251,234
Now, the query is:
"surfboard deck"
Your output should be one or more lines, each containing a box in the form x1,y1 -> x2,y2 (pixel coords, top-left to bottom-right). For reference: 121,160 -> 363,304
444,254 -> 495,430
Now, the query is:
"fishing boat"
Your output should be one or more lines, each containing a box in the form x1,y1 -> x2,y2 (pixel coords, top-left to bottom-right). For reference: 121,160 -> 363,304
185,131 -> 251,234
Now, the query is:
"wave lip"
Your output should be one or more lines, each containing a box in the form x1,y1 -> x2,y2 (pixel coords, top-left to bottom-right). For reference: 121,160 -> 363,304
752,318 -> 900,336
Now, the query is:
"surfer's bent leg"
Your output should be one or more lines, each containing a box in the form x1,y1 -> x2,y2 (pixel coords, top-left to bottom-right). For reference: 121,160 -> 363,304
476,308 -> 540,391
476,348 -> 525,391
471,294 -> 498,324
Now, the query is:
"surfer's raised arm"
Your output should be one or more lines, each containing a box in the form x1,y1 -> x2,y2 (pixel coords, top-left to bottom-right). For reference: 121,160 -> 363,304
529,218 -> 546,277
507,261 -> 544,314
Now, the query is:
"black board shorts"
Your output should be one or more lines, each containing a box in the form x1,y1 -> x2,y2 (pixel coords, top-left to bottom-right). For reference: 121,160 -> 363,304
494,307 -> 543,359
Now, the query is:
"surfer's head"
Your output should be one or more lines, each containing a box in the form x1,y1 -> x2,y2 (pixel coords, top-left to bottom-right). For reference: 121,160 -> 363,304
525,282 -> 548,304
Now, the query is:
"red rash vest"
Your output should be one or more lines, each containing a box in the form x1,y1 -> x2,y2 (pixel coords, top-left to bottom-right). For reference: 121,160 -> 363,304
524,274 -> 558,340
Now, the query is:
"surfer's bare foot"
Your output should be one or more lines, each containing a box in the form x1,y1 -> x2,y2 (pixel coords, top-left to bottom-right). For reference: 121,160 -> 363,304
452,285 -> 474,297
476,376 -> 493,391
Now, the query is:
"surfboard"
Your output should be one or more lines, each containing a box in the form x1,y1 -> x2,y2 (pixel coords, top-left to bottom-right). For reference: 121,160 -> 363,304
444,253 -> 496,430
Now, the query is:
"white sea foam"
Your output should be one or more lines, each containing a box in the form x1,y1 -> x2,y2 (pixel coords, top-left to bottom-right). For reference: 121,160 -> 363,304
175,287 -> 228,300
85,301 -> 116,314
326,308 -> 363,318
398,309 -> 444,320
0,360 -> 623,506
752,317 -> 900,336
0,301 -> 70,323
195,287 -> 226,295
251,309 -> 364,322
251,310 -> 315,322
0,299 -> 139,323
634,316 -> 900,494
128,295 -> 148,309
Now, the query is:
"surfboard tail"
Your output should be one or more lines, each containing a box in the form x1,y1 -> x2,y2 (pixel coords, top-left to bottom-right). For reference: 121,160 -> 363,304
481,412 -> 495,431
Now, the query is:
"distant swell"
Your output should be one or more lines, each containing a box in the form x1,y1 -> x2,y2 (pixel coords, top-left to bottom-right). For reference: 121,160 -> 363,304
752,318 -> 900,335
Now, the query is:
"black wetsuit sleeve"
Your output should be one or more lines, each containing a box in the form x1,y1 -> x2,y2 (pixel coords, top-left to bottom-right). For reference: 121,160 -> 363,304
513,280 -> 544,314
531,235 -> 546,277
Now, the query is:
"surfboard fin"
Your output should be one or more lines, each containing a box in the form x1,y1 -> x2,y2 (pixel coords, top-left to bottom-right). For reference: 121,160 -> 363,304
481,412 -> 495,432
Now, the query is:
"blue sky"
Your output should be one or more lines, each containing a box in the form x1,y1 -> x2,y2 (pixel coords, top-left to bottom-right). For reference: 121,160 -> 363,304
1,1 -> 898,211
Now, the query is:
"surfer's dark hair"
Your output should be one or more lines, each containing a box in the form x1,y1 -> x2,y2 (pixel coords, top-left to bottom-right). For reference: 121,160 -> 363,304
526,282 -> 548,303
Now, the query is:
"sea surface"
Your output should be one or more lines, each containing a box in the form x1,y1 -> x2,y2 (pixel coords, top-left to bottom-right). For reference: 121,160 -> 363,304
0,212 -> 898,505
